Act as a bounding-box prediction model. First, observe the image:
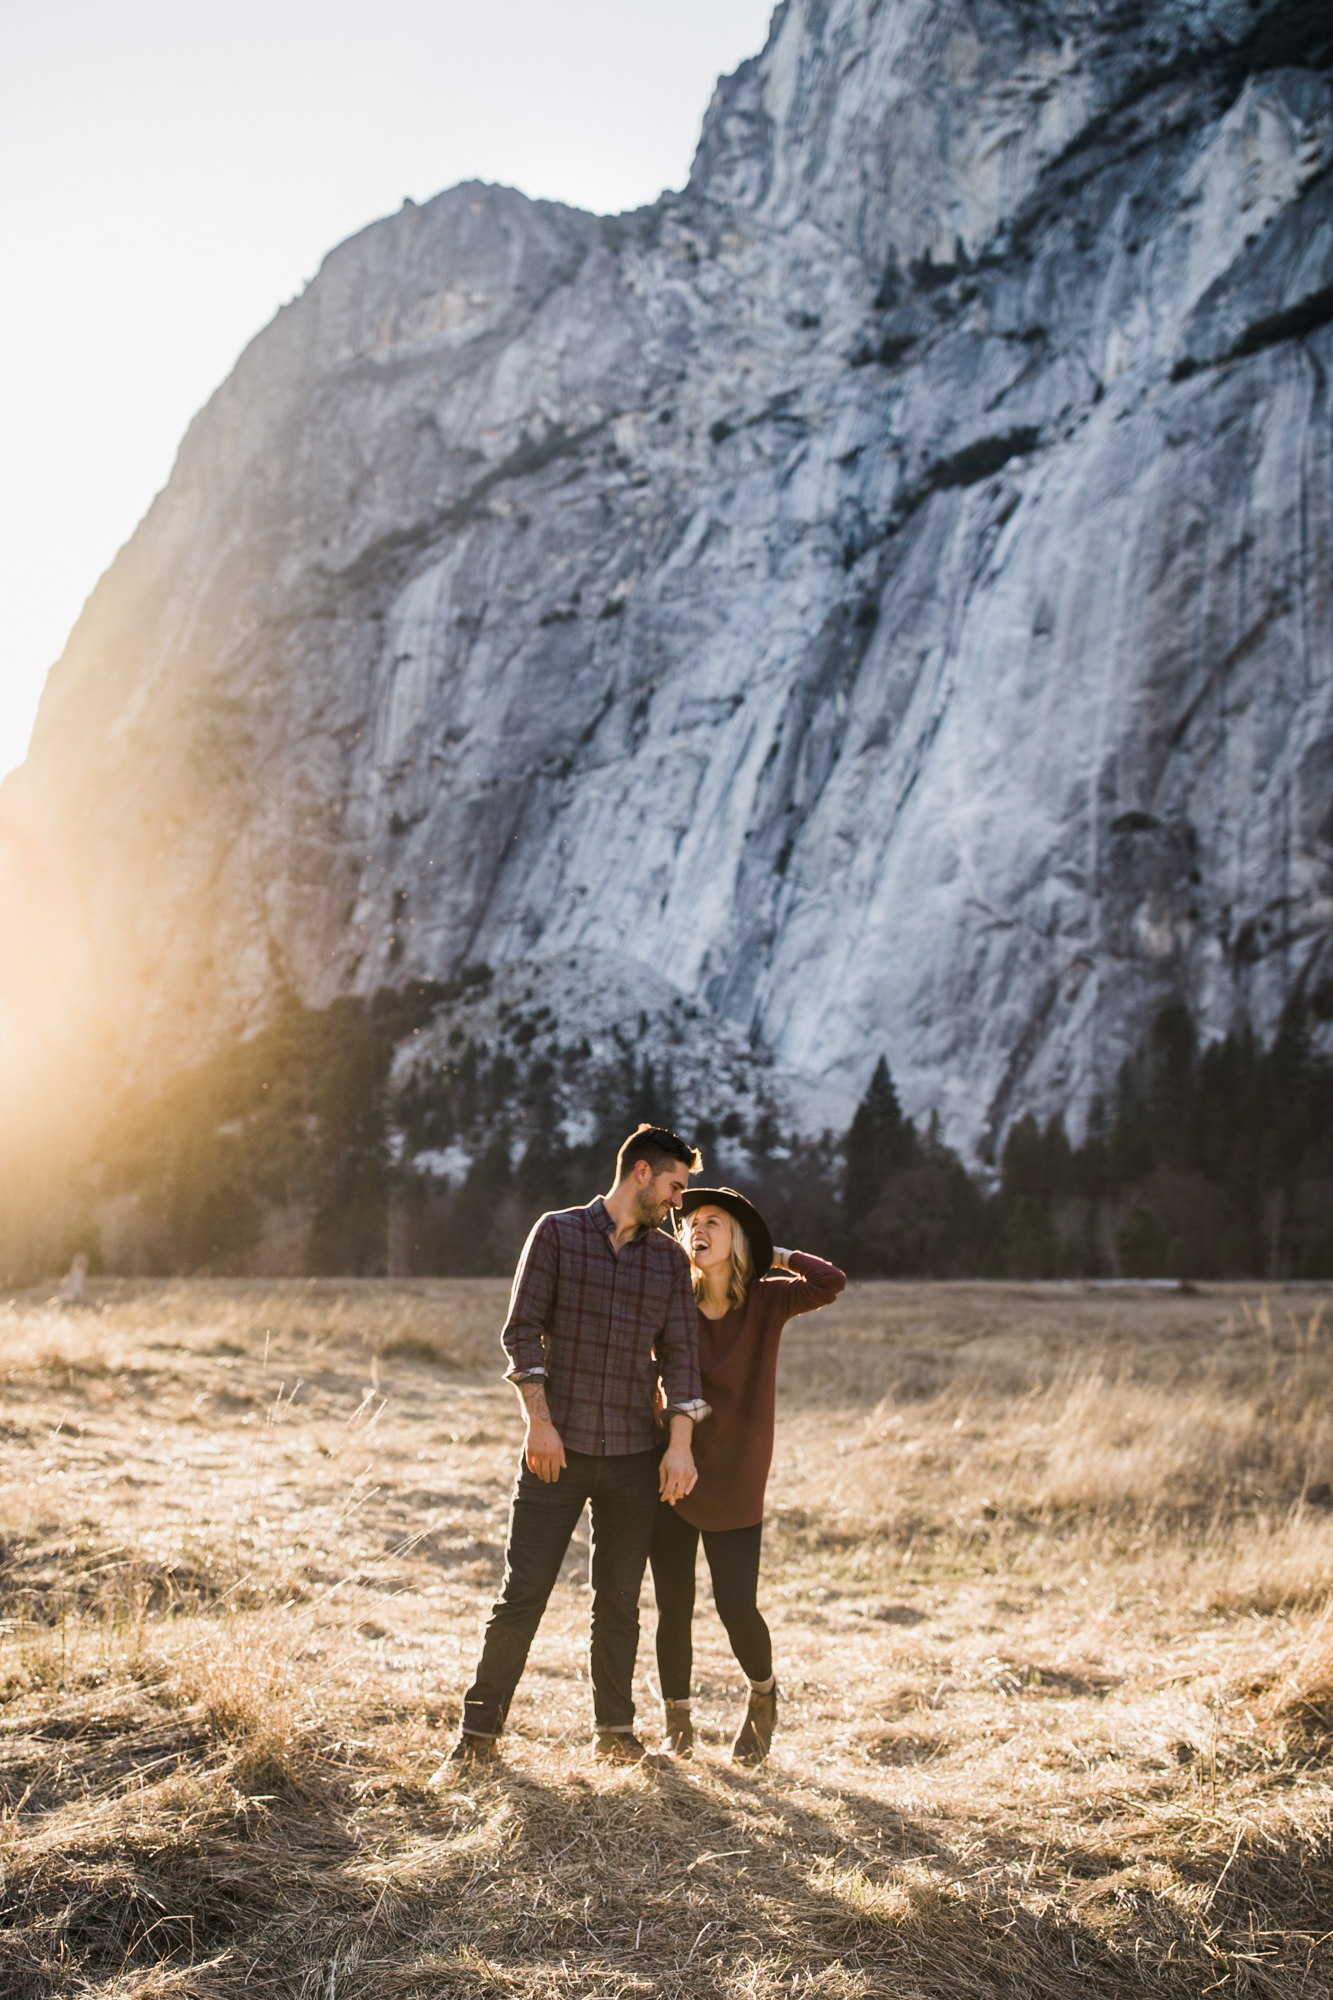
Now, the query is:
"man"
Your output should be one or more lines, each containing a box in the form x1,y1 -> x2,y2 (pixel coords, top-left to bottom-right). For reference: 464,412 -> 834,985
443,1123 -> 706,1769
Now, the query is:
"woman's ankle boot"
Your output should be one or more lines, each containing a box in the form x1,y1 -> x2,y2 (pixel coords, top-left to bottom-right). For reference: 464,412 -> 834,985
662,1699 -> 694,1757
731,1682 -> 777,1766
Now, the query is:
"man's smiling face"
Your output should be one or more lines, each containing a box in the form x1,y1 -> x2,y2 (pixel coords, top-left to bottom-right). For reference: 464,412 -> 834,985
632,1159 -> 692,1228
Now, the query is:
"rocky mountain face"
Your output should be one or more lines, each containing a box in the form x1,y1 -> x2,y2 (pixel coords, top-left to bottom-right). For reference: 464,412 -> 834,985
4,0 -> 1332,1168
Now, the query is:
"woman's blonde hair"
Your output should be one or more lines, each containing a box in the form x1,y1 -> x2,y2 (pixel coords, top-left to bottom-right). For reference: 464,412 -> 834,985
681,1208 -> 754,1312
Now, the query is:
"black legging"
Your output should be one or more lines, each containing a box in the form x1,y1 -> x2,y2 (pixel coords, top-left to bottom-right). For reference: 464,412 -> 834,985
649,1503 -> 772,1699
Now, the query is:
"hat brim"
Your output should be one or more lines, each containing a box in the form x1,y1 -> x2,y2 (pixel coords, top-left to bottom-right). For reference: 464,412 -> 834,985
679,1187 -> 774,1279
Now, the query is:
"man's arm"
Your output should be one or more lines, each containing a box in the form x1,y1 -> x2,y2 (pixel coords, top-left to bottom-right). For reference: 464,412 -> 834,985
656,1252 -> 704,1502
657,1252 -> 704,1417
502,1216 -> 559,1379
516,1376 -> 567,1484
503,1218 -> 566,1480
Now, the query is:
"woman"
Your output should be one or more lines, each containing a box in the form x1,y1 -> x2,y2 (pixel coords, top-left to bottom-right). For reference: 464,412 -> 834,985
651,1186 -> 845,1764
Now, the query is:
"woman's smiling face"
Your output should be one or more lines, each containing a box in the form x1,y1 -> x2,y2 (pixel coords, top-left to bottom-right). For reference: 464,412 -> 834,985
687,1205 -> 734,1272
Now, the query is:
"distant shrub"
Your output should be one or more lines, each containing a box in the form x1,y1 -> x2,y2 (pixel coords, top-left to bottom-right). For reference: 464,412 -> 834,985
1117,1205 -> 1169,1278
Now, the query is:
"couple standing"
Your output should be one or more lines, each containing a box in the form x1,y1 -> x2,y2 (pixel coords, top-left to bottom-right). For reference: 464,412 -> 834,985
442,1122 -> 845,1772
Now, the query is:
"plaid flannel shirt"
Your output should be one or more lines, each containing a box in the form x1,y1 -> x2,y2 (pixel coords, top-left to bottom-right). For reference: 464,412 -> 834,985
502,1198 -> 705,1455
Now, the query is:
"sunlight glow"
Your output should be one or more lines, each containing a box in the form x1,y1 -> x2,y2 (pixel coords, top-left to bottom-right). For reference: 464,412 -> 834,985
0,0 -> 775,781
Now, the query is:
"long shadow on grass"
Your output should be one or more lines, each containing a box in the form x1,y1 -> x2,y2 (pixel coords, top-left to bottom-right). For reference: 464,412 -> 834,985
322,1756 -> 1061,1997
719,1759 -> 1333,2000
11,1719 -> 1327,2000
406,1759 -> 1333,2000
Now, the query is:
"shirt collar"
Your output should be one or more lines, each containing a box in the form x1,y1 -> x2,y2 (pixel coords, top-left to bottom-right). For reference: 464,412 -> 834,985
588,1193 -> 654,1248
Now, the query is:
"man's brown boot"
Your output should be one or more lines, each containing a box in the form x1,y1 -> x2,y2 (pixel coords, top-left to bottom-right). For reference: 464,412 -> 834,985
662,1699 -> 694,1758
594,1729 -> 651,1765
429,1732 -> 500,1785
730,1682 -> 777,1766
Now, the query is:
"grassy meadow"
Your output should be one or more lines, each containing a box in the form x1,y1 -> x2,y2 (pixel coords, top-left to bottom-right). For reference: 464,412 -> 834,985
1,1277 -> 1331,1997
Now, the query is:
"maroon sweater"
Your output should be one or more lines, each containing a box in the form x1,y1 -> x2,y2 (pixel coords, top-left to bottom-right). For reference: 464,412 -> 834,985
676,1252 -> 846,1532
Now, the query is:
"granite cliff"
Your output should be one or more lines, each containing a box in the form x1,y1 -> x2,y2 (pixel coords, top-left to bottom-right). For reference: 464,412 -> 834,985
4,0 -> 1332,1167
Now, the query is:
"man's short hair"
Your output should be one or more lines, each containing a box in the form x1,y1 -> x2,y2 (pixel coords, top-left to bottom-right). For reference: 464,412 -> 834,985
615,1122 -> 702,1181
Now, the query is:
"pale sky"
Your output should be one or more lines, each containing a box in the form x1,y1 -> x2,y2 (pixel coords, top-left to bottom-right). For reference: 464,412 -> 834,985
0,0 -> 776,781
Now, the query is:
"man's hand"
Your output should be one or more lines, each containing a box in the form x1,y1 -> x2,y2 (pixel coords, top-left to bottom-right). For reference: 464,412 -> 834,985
659,1412 -> 697,1505
525,1417 -> 567,1483
517,1379 -> 567,1483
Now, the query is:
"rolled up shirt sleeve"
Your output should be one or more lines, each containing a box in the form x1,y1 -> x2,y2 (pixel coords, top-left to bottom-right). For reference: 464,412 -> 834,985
657,1255 -> 704,1418
502,1216 -> 559,1382
672,1397 -> 712,1425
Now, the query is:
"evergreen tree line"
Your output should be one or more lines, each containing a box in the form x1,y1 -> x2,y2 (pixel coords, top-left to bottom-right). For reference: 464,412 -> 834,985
394,1038 -> 692,1277
65,985 -> 1333,1282
979,1001 -> 1333,1281
80,974 -> 489,1278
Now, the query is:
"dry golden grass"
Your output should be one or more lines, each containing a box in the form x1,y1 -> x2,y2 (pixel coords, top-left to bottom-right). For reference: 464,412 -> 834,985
1,1276 -> 1331,1997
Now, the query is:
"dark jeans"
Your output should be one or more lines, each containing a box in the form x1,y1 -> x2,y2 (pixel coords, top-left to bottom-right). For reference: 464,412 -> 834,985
462,1448 -> 660,1737
649,1503 -> 772,1699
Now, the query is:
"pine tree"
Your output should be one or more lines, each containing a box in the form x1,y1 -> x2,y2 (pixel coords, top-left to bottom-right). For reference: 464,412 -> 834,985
844,1057 -> 915,1224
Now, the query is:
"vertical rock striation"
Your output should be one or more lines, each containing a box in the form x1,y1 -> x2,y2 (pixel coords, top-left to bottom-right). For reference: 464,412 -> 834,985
4,0 -> 1332,1160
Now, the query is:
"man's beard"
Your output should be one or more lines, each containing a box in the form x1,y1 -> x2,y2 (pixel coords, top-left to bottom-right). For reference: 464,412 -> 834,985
632,1185 -> 666,1229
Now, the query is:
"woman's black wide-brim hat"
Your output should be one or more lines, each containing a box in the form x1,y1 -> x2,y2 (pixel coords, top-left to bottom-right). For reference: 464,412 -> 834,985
679,1187 -> 774,1278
